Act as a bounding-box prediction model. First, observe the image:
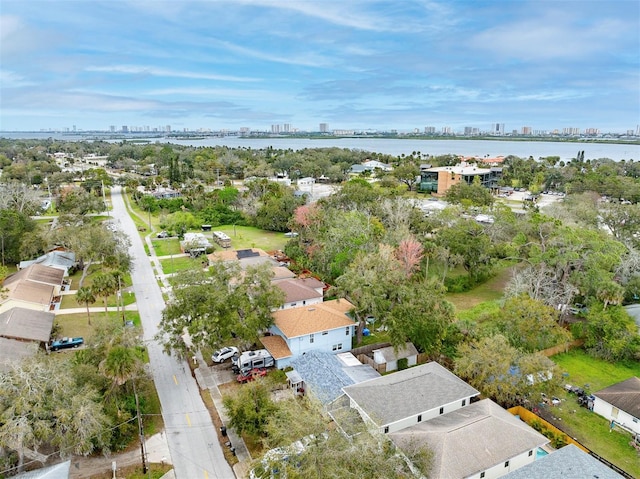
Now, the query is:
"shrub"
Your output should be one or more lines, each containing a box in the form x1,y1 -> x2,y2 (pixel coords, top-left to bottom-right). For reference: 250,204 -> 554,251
397,357 -> 409,371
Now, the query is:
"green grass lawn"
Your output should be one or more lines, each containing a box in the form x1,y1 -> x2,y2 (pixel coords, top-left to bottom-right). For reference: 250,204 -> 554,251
151,238 -> 182,256
547,349 -> 640,477
159,255 -> 203,274
553,349 -> 640,392
210,225 -> 288,252
446,263 -> 515,311
54,311 -> 141,340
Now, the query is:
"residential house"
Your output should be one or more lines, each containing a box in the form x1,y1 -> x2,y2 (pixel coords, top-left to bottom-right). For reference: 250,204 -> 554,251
297,177 -> 315,187
261,299 -> 356,369
503,444 -> 624,479
208,248 -> 277,269
19,250 -> 76,276
12,460 -> 71,479
288,350 -> 380,404
419,164 -> 502,196
0,307 -> 55,372
342,361 -> 480,434
275,277 -> 324,309
593,377 -> 640,435
372,342 -> 418,372
349,160 -> 393,175
1,264 -> 65,314
389,399 -> 549,479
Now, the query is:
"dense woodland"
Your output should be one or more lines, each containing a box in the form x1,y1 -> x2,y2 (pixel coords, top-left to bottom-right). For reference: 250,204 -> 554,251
1,138 -> 639,475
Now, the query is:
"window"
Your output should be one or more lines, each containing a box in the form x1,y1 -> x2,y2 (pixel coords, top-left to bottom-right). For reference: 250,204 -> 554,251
346,327 -> 350,336
291,303 -> 297,307
612,407 -> 619,419
462,399 -> 466,407
309,333 -> 314,344
417,415 -> 422,423
504,461 -> 509,468
528,450 -> 533,457
332,343 -> 343,351
384,426 -> 389,434
303,300 -> 306,305
480,473 -> 485,478
439,407 -> 444,415
322,331 -> 328,335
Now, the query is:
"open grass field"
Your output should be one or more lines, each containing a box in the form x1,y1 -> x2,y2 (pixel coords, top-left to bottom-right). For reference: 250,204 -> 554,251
446,263 -> 515,311
544,349 -> 640,477
151,238 -> 182,256
159,255 -> 203,274
54,311 -> 141,340
207,225 -> 289,252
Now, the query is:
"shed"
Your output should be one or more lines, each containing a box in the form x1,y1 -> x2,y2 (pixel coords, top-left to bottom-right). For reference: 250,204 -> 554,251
285,369 -> 305,395
372,342 -> 418,372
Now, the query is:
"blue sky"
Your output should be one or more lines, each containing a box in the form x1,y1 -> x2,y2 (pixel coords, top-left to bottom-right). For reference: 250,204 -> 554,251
1,0 -> 639,133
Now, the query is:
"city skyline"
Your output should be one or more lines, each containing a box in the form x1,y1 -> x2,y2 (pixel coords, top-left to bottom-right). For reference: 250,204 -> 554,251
1,1 -> 639,132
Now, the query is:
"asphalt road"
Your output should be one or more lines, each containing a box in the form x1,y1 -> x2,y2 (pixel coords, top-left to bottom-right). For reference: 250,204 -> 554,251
110,186 -> 234,479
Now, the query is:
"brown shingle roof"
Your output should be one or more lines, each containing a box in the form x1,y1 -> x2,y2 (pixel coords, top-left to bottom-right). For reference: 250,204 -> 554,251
4,281 -> 54,306
261,335 -> 293,360
4,264 -> 64,287
272,266 -> 296,281
276,279 -> 323,303
273,299 -> 355,338
594,377 -> 640,418
0,307 -> 55,342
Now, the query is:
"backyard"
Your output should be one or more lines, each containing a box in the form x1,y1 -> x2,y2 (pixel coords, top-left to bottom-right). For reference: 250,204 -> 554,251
544,349 -> 640,477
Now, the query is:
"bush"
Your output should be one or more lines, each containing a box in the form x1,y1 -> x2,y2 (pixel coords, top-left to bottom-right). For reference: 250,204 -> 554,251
444,275 -> 474,293
397,357 -> 409,371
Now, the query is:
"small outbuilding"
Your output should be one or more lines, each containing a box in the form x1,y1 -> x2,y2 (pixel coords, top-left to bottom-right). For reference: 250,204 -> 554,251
372,342 -> 418,372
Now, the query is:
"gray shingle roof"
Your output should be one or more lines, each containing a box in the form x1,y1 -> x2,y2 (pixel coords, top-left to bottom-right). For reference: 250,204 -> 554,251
0,337 -> 39,372
0,307 -> 55,342
503,444 -> 624,479
594,377 -> 640,418
342,362 -> 479,426
390,399 -> 548,479
373,342 -> 418,363
13,460 -> 71,479
291,350 -> 379,404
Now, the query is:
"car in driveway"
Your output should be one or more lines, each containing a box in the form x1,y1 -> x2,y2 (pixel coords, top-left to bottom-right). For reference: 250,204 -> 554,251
212,346 -> 239,363
50,337 -> 84,351
156,231 -> 169,238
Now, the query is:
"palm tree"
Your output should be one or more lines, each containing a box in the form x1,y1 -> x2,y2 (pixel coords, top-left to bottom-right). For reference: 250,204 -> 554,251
92,273 -> 117,314
76,286 -> 96,325
99,345 -> 142,391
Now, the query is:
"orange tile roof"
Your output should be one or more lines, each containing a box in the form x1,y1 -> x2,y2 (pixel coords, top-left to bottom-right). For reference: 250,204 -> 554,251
273,299 -> 355,338
261,335 -> 293,359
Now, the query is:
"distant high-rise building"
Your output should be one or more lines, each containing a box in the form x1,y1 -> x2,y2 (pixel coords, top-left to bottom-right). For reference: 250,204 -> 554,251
165,125 -> 172,132
563,127 -> 580,135
584,128 -> 600,136
521,126 -> 532,135
424,126 -> 436,134
493,123 -> 505,135
271,124 -> 280,133
122,125 -> 129,133
110,125 -> 116,132
319,123 -> 328,133
283,123 -> 290,133
442,126 -> 452,135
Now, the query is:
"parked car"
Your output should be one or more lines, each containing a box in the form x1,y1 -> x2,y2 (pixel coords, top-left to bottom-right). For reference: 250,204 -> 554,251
212,346 -> 239,363
237,367 -> 267,383
50,337 -> 84,351
157,231 -> 169,238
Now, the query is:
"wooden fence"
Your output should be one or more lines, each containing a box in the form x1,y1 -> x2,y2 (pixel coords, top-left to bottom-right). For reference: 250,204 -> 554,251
538,339 -> 584,357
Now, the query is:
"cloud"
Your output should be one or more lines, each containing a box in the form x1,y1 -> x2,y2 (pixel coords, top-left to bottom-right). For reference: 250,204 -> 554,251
85,65 -> 258,82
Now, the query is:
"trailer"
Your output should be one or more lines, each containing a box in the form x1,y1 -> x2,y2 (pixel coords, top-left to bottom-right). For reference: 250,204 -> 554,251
232,349 -> 274,373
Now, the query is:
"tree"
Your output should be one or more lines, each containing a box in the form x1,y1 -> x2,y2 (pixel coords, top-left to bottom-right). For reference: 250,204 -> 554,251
497,296 -> 571,352
0,357 -> 111,472
455,335 -> 562,407
575,304 -> 640,361
223,379 -> 277,438
56,186 -> 105,215
76,286 -> 96,325
0,209 -> 36,266
99,345 -> 144,390
157,262 -> 285,357
445,180 -> 494,207
395,237 -> 424,278
436,219 -> 494,282
92,272 -> 117,313
392,163 -> 420,191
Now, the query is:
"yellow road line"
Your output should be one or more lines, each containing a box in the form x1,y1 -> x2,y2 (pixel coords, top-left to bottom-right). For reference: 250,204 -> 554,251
186,413 -> 191,427
204,471 -> 208,479
173,375 -> 178,385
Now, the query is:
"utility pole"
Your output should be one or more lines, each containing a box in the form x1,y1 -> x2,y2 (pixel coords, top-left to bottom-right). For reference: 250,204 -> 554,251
134,384 -> 148,474
102,179 -> 109,217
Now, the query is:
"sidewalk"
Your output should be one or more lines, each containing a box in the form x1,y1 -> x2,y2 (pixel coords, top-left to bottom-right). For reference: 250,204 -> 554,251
195,357 -> 252,479
53,304 -> 138,315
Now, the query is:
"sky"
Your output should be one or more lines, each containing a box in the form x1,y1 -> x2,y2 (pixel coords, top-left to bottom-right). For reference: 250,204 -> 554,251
1,0 -> 639,133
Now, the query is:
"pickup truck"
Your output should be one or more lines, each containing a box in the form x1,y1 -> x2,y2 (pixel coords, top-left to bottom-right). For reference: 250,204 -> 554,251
50,337 -> 84,351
